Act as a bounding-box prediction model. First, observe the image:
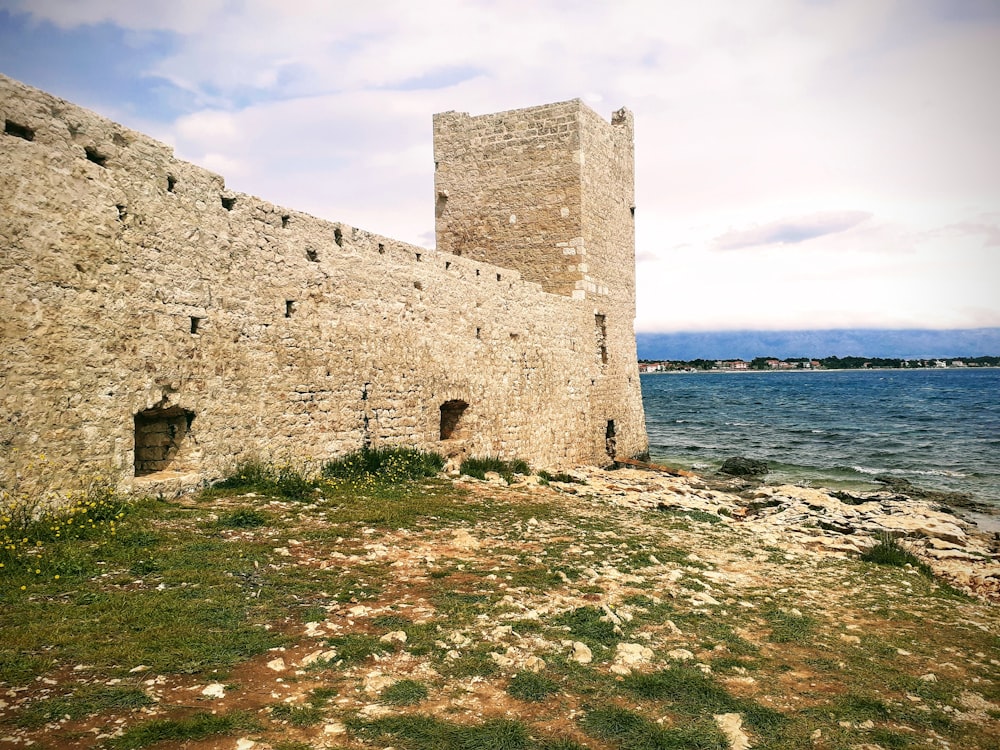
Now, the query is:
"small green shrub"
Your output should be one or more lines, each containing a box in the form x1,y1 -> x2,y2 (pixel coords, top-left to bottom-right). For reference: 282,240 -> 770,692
460,456 -> 530,484
380,678 -> 429,706
506,671 -> 559,701
322,447 -> 444,483
861,533 -> 932,575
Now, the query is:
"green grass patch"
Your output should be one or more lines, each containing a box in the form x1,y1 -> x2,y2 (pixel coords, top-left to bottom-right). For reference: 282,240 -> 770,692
322,446 -> 444,483
209,459 -> 315,500
13,685 -> 154,728
380,678 -> 429,706
270,702 -> 325,726
861,533 -> 933,576
655,504 -> 724,525
621,667 -> 786,737
352,714 -> 530,750
581,705 -> 727,749
555,606 -> 621,648
506,671 -> 559,702
218,507 -> 271,529
762,606 -> 816,644
460,456 -> 531,484
326,633 -> 393,664
437,645 -> 500,679
536,470 -> 586,485
108,710 -> 260,749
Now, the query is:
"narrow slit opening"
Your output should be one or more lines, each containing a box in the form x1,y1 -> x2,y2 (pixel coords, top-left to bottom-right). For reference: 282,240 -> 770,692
167,175 -> 177,192
285,300 -> 296,318
5,120 -> 34,141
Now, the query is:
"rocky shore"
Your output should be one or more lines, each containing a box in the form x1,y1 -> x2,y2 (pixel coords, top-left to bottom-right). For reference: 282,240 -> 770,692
540,464 -> 1000,602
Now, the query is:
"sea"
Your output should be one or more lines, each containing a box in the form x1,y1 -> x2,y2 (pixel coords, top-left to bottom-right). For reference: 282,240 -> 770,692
641,368 -> 1000,529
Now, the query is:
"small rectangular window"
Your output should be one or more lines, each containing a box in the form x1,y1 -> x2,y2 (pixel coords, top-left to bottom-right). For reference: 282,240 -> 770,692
285,300 -> 296,318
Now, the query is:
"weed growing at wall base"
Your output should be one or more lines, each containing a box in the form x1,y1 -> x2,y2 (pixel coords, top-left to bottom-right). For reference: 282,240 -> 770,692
322,447 -> 444,484
460,456 -> 531,484
1,463 -> 129,589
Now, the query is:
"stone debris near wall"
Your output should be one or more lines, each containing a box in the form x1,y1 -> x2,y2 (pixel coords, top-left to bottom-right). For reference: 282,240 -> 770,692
0,75 -> 647,493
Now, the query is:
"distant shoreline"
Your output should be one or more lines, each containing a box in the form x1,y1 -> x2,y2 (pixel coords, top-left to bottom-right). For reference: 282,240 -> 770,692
639,366 -> 1000,374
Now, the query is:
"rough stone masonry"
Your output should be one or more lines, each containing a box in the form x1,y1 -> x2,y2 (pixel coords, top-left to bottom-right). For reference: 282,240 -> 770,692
0,74 -> 647,493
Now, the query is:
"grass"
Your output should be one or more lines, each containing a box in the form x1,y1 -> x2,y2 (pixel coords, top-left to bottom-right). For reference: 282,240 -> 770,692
581,705 -> 728,749
506,671 -> 559,702
12,686 -> 153,728
322,446 -> 444,483
325,633 -> 393,664
536,470 -> 586,485
210,458 -> 315,500
762,605 -> 816,644
555,605 -> 622,648
108,711 -> 260,749
621,667 -> 786,736
3,459 -> 998,750
270,702 -> 325,726
861,533 -> 934,576
352,715 -> 531,750
381,678 -> 430,705
218,507 -> 271,528
460,456 -> 531,484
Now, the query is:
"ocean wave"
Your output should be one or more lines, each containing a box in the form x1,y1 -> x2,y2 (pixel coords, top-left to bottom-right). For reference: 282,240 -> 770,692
848,465 -> 966,479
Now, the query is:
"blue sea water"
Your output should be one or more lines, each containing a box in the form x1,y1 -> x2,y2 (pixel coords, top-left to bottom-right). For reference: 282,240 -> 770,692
641,368 -> 1000,521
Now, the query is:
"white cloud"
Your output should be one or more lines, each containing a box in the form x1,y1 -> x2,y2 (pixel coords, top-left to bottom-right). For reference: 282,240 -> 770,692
712,211 -> 873,250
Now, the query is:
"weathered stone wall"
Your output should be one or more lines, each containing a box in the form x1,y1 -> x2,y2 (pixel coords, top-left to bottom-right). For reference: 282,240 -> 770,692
433,99 -> 647,461
0,75 -> 647,491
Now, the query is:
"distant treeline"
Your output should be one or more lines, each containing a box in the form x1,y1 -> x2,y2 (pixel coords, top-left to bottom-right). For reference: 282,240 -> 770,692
639,356 -> 1000,371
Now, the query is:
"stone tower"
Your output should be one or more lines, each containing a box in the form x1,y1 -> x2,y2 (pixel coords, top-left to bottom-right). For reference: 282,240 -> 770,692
433,99 -> 646,462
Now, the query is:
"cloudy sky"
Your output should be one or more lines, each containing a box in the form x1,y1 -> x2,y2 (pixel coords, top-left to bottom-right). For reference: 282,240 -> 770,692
2,0 -> 998,334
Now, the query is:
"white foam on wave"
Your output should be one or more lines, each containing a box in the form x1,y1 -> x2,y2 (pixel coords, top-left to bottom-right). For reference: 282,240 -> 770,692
850,465 -> 966,478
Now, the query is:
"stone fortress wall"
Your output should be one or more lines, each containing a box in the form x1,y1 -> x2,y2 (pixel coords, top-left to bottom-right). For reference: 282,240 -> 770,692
0,73 -> 647,491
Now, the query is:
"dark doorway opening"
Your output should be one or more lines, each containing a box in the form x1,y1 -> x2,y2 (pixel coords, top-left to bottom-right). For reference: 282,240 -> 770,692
134,406 -> 195,476
605,419 -> 617,459
440,400 -> 468,440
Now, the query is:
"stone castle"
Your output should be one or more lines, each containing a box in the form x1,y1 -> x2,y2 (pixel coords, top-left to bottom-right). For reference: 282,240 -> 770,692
0,74 -> 647,491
